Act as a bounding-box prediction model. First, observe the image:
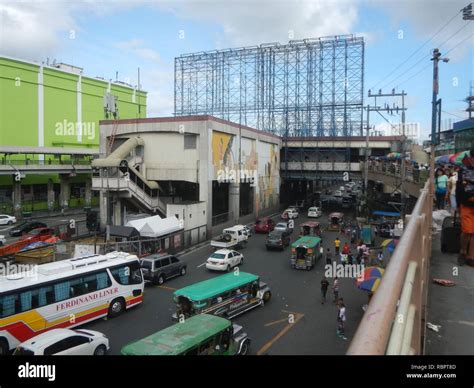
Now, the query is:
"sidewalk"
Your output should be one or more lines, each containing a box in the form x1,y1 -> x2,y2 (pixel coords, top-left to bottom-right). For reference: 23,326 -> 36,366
21,207 -> 98,220
425,232 -> 474,355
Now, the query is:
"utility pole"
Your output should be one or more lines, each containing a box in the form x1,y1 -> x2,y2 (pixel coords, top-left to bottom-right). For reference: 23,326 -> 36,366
368,89 -> 408,218
364,105 -> 370,196
430,48 -> 449,207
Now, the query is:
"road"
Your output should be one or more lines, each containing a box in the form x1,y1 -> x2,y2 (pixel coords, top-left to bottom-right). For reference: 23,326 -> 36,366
83,210 -> 369,355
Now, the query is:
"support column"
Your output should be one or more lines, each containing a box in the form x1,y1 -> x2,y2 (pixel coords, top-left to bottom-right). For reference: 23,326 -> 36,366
85,180 -> 92,207
229,182 -> 240,224
59,174 -> 71,211
12,180 -> 22,219
99,191 -> 108,231
112,197 -> 122,226
47,178 -> 55,211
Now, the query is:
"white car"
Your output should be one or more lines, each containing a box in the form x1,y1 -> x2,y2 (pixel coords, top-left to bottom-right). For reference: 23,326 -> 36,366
206,249 -> 244,272
282,208 -> 299,219
339,186 -> 345,192
274,222 -> 293,233
13,329 -> 109,356
0,215 -> 16,226
307,207 -> 322,218
334,190 -> 342,197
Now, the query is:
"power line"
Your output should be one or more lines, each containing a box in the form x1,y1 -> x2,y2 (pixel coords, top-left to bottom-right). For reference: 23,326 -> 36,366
396,33 -> 473,88
371,9 -> 462,90
441,109 -> 466,119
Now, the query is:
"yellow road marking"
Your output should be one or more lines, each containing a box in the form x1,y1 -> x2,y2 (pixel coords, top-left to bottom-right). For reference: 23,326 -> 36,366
264,318 -> 289,327
258,312 -> 304,355
158,285 -> 177,291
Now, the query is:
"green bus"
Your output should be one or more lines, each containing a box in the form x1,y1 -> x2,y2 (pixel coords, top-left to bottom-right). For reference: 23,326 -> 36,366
290,236 -> 322,270
121,314 -> 251,355
172,271 -> 271,320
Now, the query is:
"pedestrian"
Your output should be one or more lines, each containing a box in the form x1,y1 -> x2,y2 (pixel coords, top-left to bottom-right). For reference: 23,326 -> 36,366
332,277 -> 339,303
435,168 -> 448,210
448,171 -> 458,215
337,300 -> 347,340
342,242 -> 350,255
321,276 -> 329,304
334,237 -> 341,255
325,248 -> 333,266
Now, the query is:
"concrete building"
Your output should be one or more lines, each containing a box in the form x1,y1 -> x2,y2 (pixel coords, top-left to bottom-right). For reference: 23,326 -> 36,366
0,56 -> 146,216
92,116 -> 281,236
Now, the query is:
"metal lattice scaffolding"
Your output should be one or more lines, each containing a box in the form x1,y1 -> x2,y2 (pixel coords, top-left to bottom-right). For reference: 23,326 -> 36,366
174,35 -> 364,137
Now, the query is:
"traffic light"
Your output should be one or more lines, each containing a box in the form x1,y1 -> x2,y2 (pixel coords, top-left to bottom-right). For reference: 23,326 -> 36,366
86,211 -> 99,231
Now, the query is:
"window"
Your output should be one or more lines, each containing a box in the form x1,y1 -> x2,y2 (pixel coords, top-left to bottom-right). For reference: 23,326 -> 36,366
64,335 -> 89,349
54,281 -> 71,302
197,338 -> 214,355
160,258 -> 171,267
171,257 -> 179,264
0,294 -> 17,318
110,262 -> 142,285
44,338 -> 71,355
184,134 -> 197,150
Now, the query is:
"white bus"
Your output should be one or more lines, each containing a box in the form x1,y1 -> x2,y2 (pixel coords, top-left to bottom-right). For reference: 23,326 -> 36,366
0,251 -> 144,354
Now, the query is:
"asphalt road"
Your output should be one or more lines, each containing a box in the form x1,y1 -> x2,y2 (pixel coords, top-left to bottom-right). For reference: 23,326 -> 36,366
83,210 -> 369,355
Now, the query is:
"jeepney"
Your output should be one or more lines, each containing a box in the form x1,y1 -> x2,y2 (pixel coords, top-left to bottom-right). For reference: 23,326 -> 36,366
290,236 -> 322,270
299,221 -> 322,238
121,314 -> 251,355
327,212 -> 344,231
172,272 -> 271,320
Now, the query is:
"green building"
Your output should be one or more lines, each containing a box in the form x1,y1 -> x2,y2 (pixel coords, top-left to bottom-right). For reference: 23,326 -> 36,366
0,56 -> 147,215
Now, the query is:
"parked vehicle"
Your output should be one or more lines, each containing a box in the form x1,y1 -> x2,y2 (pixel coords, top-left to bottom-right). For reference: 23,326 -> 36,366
206,249 -> 243,272
281,208 -> 299,220
141,254 -> 187,285
327,212 -> 344,231
339,186 -> 345,192
211,225 -> 249,249
290,236 -> 323,270
0,235 -> 6,246
0,215 -> 16,226
307,206 -> 322,218
274,222 -> 293,234
9,221 -> 47,237
334,190 -> 342,197
21,227 -> 56,241
299,221 -> 322,238
13,328 -> 109,356
254,217 -> 275,233
266,230 -> 291,250
173,272 -> 271,320
342,196 -> 353,209
121,314 -> 250,355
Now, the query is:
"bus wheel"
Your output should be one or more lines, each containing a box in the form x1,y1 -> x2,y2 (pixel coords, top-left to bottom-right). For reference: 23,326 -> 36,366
0,339 -> 8,355
108,298 -> 125,318
93,344 -> 107,356
239,339 -> 250,355
263,291 -> 271,303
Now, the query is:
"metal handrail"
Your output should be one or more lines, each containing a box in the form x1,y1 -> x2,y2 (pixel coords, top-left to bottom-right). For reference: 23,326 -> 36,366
347,180 -> 432,355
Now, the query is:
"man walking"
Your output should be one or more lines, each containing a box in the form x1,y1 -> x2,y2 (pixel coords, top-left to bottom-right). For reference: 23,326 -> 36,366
334,237 -> 341,255
337,300 -> 347,340
320,276 -> 329,304
325,248 -> 333,266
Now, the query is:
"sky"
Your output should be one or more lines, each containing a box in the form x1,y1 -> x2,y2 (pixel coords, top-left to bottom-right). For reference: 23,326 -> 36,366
1,0 -> 473,141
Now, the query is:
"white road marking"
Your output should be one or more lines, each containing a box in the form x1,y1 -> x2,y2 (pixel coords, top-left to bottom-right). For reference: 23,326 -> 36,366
197,262 -> 207,268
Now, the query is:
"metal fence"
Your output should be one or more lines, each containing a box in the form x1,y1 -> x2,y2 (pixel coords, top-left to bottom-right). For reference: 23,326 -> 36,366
368,161 -> 429,185
347,180 -> 432,355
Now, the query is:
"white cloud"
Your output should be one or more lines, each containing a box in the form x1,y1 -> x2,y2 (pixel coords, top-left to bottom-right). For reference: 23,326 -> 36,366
166,0 -> 360,47
115,39 -> 161,62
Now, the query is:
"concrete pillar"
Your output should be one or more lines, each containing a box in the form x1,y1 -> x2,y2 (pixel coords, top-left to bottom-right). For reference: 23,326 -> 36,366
47,179 -> 55,211
12,180 -> 22,218
85,180 -> 92,207
229,182 -> 240,224
59,174 -> 71,210
99,191 -> 108,230
112,197 -> 122,225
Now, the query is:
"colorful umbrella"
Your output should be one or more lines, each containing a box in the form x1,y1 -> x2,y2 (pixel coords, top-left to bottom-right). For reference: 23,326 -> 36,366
435,154 -> 450,164
356,266 -> 385,292
381,238 -> 397,253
